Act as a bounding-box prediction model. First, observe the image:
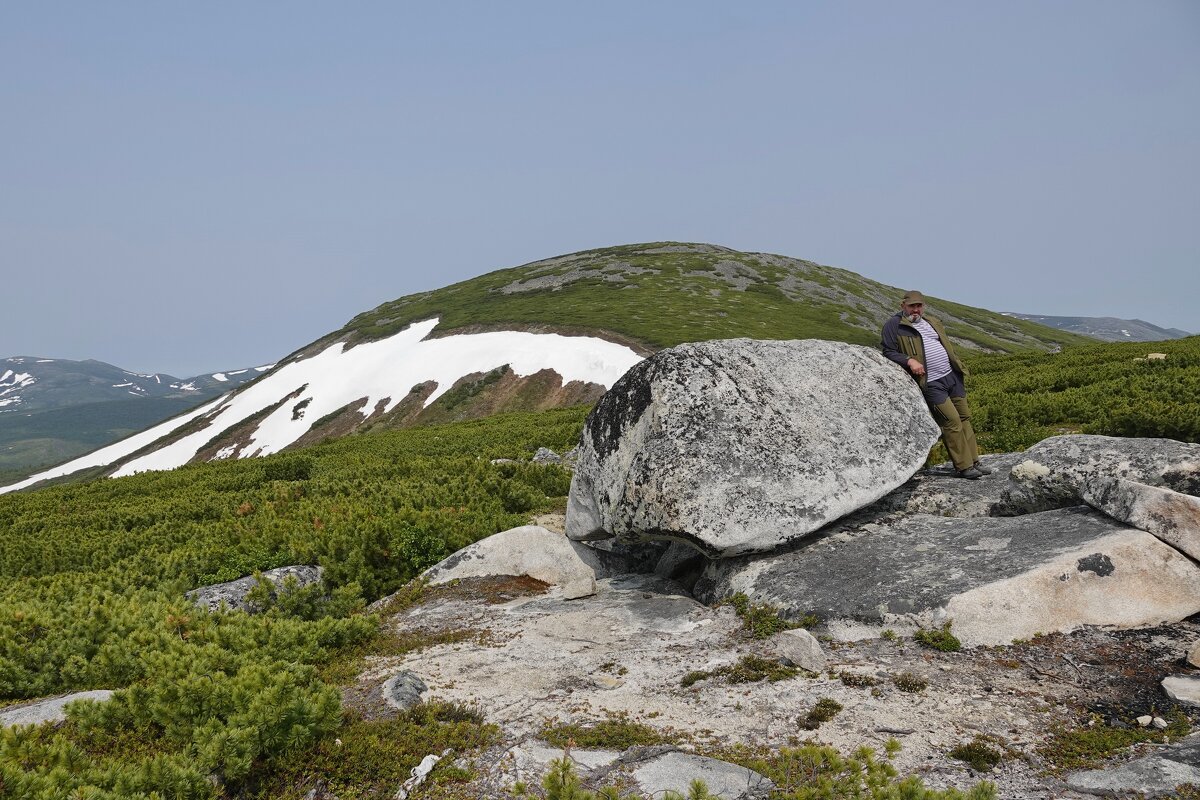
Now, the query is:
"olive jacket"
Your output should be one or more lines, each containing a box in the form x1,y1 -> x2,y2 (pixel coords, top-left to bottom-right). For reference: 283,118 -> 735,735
880,312 -> 968,389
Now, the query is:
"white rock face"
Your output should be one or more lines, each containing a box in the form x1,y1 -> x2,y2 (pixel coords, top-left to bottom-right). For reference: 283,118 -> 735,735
421,525 -> 605,599
943,530 -> 1200,646
566,339 -> 940,556
1080,477 -> 1200,561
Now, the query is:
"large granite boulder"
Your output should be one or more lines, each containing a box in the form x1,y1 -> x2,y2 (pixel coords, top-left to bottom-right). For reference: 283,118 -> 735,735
694,506 -> 1200,646
566,339 -> 940,557
995,435 -> 1200,516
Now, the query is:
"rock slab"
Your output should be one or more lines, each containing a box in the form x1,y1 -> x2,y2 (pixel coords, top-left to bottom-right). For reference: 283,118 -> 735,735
566,338 -> 940,556
695,507 -> 1200,646
186,565 -> 323,613
1,690 -> 114,728
1081,477 -> 1200,561
626,751 -> 774,799
996,434 -> 1200,516
1162,675 -> 1200,707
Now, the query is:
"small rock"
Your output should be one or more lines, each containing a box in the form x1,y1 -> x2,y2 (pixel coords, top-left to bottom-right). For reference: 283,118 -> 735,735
383,670 -> 428,710
1152,717 -> 1168,730
532,447 -> 562,465
767,628 -> 826,674
1162,675 -> 1200,707
1137,715 -> 1153,727
1189,639 -> 1200,669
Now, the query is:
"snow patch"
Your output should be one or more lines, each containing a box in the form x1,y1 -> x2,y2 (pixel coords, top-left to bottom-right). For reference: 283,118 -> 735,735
213,373 -> 229,382
1,320 -> 644,491
0,397 -> 227,494
113,320 -> 641,476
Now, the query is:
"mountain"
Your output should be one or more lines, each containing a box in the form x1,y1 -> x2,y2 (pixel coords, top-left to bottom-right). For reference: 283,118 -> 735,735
0,242 -> 1090,493
0,357 -> 270,480
1000,313 -> 1192,342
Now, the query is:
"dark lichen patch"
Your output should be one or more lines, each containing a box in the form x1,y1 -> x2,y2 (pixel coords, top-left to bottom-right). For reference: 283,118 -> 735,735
1076,553 -> 1115,577
586,360 -> 654,459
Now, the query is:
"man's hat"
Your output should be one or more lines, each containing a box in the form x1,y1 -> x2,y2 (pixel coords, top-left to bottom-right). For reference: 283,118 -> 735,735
901,290 -> 925,304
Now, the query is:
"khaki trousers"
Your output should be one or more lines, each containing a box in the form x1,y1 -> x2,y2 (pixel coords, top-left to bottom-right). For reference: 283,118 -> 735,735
929,395 -> 979,471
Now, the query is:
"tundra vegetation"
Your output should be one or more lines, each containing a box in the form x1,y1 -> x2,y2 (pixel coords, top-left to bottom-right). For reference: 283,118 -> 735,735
1,333 -> 1198,796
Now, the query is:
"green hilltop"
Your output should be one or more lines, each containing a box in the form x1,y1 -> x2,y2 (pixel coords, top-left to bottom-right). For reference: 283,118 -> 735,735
324,242 -> 1089,356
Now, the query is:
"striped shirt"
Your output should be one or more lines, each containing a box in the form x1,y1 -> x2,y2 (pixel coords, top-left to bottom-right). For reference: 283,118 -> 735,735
912,318 -> 952,380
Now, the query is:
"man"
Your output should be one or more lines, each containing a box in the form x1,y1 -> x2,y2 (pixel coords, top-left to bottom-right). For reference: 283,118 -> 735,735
881,290 -> 990,479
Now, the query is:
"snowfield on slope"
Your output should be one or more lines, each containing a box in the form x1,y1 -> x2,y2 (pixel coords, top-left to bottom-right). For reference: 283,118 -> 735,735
0,319 -> 643,493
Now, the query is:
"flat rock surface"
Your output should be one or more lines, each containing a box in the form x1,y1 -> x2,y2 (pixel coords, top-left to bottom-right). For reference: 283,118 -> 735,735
347,575 -> 1200,799
694,506 -> 1200,645
0,690 -> 114,728
566,338 -> 940,556
625,751 -> 774,799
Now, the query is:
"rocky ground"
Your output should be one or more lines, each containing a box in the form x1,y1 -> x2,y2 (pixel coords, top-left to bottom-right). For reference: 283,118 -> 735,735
347,571 -> 1200,799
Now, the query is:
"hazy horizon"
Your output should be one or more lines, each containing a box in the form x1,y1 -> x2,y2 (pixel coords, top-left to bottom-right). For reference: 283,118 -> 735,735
4,2 -> 1197,375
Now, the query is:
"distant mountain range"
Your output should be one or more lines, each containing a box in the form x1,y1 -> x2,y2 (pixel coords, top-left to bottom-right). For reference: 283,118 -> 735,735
0,357 -> 269,480
2,242 -> 1098,492
1001,314 -> 1192,342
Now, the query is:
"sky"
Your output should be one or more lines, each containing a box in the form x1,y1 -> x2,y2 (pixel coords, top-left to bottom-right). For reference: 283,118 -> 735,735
3,2 -> 1197,376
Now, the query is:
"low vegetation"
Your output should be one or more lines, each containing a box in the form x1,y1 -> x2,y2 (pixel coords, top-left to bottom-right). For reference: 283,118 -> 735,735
0,408 -> 583,797
799,697 -> 843,730
1036,712 -> 1192,774
681,655 -> 799,688
539,712 -> 678,750
914,623 -> 962,652
3,311 -> 1198,794
713,741 -> 997,799
721,592 -> 814,638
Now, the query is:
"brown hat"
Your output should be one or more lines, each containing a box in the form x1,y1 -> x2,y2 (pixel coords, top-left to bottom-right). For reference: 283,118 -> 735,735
901,290 -> 925,304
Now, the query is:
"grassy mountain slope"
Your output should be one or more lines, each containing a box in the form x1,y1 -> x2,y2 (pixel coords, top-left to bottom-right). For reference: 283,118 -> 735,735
329,242 -> 1090,356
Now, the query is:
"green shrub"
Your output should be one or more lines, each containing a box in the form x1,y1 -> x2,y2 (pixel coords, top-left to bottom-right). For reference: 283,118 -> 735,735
914,622 -> 961,652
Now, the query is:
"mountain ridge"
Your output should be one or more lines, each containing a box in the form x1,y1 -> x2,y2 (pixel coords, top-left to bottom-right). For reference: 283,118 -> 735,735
0,357 -> 270,479
2,242 -> 1096,491
1001,313 -> 1192,342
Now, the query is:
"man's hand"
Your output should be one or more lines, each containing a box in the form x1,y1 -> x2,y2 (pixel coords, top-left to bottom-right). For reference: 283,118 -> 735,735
907,358 -> 925,376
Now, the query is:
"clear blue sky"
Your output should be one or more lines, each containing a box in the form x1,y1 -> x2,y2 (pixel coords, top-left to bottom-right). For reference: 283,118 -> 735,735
3,2 -> 1197,375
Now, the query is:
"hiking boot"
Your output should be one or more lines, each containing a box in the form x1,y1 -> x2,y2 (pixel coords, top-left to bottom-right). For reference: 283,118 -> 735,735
956,466 -> 985,480
972,461 -> 994,475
